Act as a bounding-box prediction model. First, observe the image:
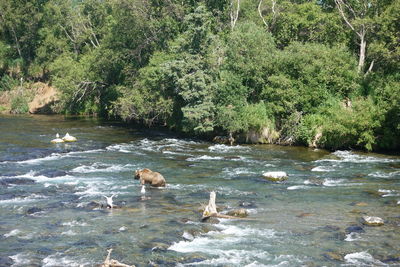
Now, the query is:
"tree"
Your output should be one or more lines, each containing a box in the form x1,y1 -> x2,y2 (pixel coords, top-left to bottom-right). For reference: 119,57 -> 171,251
334,0 -> 391,74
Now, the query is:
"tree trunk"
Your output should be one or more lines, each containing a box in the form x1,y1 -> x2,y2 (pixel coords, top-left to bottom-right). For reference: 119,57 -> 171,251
358,32 -> 366,73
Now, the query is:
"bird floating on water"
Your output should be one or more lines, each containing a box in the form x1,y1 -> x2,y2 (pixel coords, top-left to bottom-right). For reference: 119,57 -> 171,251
51,133 -> 64,143
62,133 -> 77,142
103,194 -> 116,209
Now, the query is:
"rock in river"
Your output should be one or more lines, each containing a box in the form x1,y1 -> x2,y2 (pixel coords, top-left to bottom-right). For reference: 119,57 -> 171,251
262,171 -> 288,182
226,208 -> 249,218
362,216 -> 384,226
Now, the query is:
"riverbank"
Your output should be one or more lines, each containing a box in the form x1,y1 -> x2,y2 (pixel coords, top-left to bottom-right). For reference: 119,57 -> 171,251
0,82 -> 58,115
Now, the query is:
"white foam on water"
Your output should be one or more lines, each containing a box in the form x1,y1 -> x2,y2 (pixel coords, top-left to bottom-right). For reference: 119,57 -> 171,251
170,222 -> 278,267
4,229 -> 21,238
61,230 -> 77,236
65,180 -> 79,185
14,153 -> 65,165
42,253 -> 88,267
106,143 -> 133,153
344,251 -> 386,266
368,171 -> 400,178
186,155 -> 224,162
13,148 -> 98,164
217,224 -> 276,238
162,150 -> 188,155
0,193 -> 46,205
345,232 -> 363,242
135,138 -> 199,153
15,170 -> 75,183
323,179 -> 345,187
264,163 -> 276,167
184,250 -> 269,266
311,166 -> 335,172
10,252 -> 32,266
62,220 -> 88,227
317,150 -> 398,164
75,186 -> 104,197
244,261 -> 268,267
222,167 -> 257,177
71,163 -> 133,173
378,189 -> 399,197
287,185 -> 310,190
208,144 -> 250,153
304,179 -> 322,186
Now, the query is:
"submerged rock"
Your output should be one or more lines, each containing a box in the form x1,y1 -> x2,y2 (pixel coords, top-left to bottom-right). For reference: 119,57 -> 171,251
296,213 -> 315,218
26,207 -> 42,215
0,178 -> 35,187
319,225 -> 340,232
349,202 -> 368,207
362,216 -> 384,226
323,251 -> 344,261
226,208 -> 248,218
202,217 -> 220,224
262,171 -> 288,182
0,256 -> 13,266
345,225 -> 365,233
238,201 -> 256,208
182,231 -> 195,241
36,169 -> 67,178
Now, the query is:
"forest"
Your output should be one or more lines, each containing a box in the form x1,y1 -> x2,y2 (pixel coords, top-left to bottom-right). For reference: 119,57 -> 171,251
0,0 -> 399,152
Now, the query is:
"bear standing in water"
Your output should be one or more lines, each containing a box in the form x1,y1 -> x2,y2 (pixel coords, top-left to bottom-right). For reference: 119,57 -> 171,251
134,168 -> 166,187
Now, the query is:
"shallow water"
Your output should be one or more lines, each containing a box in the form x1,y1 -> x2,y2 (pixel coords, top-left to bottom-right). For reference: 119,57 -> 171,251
0,115 -> 399,267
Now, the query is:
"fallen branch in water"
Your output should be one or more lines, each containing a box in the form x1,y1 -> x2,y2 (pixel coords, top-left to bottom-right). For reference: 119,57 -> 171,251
101,249 -> 135,267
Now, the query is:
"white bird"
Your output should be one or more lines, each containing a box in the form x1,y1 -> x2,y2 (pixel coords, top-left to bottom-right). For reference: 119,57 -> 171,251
141,185 -> 146,194
51,133 -> 64,143
103,194 -> 116,209
62,132 -> 77,142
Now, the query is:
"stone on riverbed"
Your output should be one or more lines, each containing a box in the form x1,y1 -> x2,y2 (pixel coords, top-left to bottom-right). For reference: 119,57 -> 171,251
262,171 -> 288,182
226,208 -> 248,218
323,251 -> 344,261
362,216 -> 384,226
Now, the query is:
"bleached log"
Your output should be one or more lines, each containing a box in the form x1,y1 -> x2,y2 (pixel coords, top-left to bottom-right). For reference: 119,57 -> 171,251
202,191 -> 218,219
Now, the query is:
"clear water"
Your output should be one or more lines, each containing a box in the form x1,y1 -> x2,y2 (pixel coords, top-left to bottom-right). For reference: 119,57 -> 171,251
0,115 -> 399,267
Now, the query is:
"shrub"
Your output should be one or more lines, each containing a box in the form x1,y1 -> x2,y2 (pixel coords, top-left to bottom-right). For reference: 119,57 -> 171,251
10,94 -> 29,114
318,98 -> 382,151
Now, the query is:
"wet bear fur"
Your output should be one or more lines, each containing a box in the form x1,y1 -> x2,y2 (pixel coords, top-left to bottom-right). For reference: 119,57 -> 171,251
134,168 -> 166,187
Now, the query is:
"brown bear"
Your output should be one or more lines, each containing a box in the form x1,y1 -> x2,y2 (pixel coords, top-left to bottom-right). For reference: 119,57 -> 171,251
134,168 -> 166,187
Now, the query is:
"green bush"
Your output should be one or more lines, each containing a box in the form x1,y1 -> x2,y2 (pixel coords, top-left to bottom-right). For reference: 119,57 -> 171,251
318,98 -> 382,151
0,75 -> 19,91
10,94 -> 29,114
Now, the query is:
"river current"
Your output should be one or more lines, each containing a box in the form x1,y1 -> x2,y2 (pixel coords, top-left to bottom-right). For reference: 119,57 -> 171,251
0,115 -> 399,266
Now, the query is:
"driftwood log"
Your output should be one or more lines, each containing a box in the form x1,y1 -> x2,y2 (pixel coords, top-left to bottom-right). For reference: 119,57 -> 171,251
201,191 -> 248,221
101,249 -> 135,267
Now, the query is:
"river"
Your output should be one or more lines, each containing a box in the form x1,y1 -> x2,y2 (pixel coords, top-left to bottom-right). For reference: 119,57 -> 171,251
0,115 -> 399,266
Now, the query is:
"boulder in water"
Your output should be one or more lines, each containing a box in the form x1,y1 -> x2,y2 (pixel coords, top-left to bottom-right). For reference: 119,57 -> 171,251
26,207 -> 42,215
362,216 -> 384,226
345,225 -> 365,233
262,171 -> 288,182
226,208 -> 248,218
323,251 -> 344,261
238,201 -> 256,208
0,256 -> 13,266
0,178 -> 35,187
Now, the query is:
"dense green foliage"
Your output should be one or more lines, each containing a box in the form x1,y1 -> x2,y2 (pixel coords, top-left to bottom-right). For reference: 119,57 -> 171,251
0,0 -> 399,151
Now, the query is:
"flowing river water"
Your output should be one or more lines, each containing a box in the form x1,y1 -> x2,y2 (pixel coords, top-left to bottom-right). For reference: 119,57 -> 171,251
0,115 -> 399,266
